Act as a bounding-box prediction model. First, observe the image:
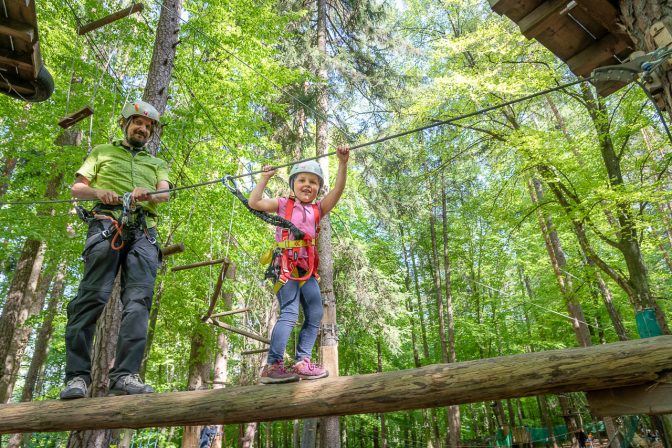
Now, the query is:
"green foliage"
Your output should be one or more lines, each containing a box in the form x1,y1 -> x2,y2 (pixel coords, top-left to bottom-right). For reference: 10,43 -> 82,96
1,0 -> 671,445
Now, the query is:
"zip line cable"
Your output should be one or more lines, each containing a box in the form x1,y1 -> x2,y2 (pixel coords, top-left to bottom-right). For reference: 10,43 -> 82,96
0,76 -> 596,206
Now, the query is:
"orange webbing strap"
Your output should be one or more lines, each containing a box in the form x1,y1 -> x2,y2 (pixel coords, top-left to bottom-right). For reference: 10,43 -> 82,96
94,214 -> 125,251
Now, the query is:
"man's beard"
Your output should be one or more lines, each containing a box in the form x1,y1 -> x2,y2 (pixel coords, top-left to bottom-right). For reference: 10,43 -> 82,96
127,134 -> 148,148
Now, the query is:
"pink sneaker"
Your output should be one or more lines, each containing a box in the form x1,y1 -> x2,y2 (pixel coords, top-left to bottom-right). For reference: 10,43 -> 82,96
259,360 -> 299,384
293,358 -> 329,379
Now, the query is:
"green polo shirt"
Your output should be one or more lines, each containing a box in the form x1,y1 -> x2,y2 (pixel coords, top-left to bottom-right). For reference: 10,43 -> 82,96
76,141 -> 171,228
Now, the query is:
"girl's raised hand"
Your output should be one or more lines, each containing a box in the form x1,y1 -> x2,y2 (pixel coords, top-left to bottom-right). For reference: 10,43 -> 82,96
260,165 -> 277,179
336,145 -> 350,163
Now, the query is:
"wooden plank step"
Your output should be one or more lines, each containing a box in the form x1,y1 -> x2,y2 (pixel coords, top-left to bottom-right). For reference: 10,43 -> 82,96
518,0 -> 566,39
58,106 -> 94,129
0,54 -> 32,72
78,3 -> 144,35
0,77 -> 34,95
0,18 -> 35,43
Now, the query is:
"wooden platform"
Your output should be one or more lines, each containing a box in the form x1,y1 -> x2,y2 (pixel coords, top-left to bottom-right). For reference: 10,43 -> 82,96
0,336 -> 670,434
488,0 -> 634,96
0,0 -> 53,102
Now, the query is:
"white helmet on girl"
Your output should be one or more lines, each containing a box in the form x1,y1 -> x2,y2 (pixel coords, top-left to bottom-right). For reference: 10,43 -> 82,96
289,160 -> 324,189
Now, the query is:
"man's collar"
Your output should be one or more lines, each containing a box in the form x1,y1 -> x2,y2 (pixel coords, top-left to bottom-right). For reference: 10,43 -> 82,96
114,140 -> 147,153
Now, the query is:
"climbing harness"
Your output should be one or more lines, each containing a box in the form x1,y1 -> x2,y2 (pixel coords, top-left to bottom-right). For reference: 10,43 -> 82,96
75,192 -> 156,251
222,176 -> 321,292
272,197 -> 321,292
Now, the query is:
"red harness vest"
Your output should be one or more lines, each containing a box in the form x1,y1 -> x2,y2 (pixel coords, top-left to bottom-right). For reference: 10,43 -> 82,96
277,197 -> 321,285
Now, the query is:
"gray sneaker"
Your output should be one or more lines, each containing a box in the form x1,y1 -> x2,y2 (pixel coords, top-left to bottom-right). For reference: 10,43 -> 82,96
109,374 -> 155,396
60,376 -> 88,400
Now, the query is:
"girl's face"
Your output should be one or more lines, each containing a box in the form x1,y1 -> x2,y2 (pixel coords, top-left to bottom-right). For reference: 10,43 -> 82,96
293,173 -> 320,203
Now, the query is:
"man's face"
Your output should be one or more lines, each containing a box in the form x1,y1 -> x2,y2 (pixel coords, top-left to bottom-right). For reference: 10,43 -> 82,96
125,115 -> 154,147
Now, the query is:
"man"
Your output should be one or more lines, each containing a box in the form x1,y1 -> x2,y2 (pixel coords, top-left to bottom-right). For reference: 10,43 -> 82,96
60,100 -> 171,399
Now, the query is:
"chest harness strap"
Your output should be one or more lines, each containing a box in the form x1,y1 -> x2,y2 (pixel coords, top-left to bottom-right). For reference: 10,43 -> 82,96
273,197 -> 321,293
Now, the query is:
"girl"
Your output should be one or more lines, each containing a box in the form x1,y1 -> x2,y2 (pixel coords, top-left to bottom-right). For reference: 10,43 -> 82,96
248,145 -> 350,383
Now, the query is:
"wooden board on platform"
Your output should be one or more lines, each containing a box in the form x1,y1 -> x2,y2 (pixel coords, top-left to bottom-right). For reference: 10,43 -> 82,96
587,375 -> 672,416
488,0 -> 634,96
0,0 -> 53,101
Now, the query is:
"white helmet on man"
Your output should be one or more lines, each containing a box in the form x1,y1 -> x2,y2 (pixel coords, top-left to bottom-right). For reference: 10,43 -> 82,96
289,160 -> 324,190
121,100 -> 160,123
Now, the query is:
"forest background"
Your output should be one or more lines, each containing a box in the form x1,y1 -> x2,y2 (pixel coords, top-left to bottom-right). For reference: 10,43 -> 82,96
0,0 -> 671,447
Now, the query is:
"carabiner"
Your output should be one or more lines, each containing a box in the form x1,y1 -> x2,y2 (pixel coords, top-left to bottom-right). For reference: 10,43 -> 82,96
221,175 -> 239,194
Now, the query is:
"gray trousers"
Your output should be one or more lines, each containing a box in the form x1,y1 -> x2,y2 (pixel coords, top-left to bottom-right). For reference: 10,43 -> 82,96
64,219 -> 160,384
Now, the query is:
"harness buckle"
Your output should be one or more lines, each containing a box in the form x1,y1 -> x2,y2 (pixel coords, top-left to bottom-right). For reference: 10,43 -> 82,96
75,205 -> 94,223
101,229 -> 111,239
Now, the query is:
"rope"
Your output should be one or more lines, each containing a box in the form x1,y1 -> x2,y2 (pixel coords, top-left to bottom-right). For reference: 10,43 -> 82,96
0,76 -> 594,207
221,177 -> 305,239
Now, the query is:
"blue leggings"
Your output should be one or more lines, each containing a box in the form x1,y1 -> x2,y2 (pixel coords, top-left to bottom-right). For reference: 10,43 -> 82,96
267,276 -> 323,363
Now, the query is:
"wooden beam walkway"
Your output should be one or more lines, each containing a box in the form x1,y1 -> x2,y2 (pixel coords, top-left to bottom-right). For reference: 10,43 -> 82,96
0,336 -> 670,434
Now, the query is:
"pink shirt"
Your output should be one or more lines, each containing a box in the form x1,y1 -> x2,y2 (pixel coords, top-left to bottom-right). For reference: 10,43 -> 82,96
275,197 -> 321,269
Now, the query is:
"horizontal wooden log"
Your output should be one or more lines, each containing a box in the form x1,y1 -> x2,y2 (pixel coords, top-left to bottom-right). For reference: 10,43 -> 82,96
0,53 -> 33,71
171,258 -> 229,272
0,336 -> 670,434
78,3 -> 144,35
567,33 -> 630,77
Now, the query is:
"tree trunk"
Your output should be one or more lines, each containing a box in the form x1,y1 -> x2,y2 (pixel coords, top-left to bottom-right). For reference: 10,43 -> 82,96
441,173 -> 461,448
315,0 -> 339,445
528,177 -> 591,346
429,209 -> 449,361
399,227 -> 421,368
210,293 -> 232,448
301,419 -> 318,448
181,328 -> 210,448
409,241 -> 430,360
20,261 -> 65,403
6,262 -> 61,448
0,157 -> 17,197
67,274 -> 123,448
581,86 -> 669,333
584,256 -> 629,341
538,395 -> 558,448
558,394 -> 579,448
0,239 -> 46,404
143,0 -> 182,156
376,338 -> 387,448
